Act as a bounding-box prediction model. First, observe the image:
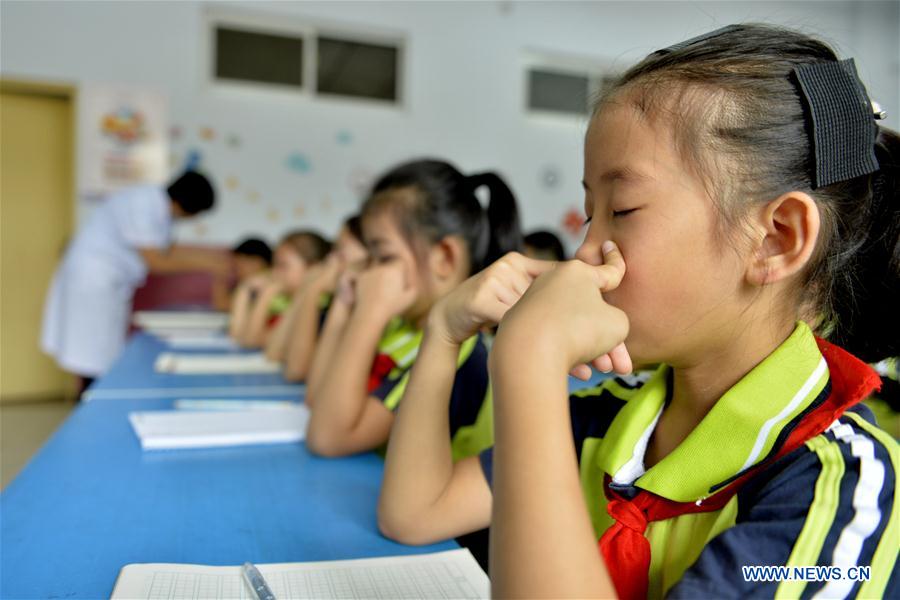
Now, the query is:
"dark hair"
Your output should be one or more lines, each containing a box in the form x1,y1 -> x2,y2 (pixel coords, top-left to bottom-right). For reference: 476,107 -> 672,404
344,215 -> 363,243
232,238 -> 273,266
524,230 -> 567,261
280,230 -> 331,264
362,159 -> 523,274
166,170 -> 215,215
600,24 -> 899,362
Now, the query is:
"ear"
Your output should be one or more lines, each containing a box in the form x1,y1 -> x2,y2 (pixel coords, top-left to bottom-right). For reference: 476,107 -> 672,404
428,236 -> 468,283
746,191 -> 821,286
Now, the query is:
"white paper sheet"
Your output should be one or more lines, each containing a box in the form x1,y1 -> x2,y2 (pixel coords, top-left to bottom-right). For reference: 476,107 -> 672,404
154,353 -> 281,374
111,549 -> 489,599
134,311 -> 229,332
163,336 -> 240,350
128,405 -> 309,450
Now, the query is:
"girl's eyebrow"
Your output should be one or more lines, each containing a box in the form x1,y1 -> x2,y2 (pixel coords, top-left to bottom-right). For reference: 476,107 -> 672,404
584,166 -> 653,189
599,166 -> 653,183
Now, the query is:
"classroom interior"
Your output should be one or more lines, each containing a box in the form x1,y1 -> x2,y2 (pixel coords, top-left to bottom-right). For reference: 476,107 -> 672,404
1,1 -> 898,599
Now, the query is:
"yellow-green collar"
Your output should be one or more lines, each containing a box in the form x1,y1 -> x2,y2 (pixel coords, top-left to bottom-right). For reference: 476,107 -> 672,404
595,322 -> 830,503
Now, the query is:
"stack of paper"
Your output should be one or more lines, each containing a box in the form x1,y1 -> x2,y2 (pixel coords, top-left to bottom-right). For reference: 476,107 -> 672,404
154,352 -> 281,374
128,405 -> 309,450
111,549 -> 489,599
173,399 -> 297,411
133,311 -> 229,332
161,336 -> 240,350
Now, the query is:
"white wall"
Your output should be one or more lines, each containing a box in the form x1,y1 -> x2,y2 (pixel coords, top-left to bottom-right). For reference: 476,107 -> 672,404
3,0 -> 898,251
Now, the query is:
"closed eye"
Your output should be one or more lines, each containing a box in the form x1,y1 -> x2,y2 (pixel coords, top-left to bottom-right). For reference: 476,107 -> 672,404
613,208 -> 639,218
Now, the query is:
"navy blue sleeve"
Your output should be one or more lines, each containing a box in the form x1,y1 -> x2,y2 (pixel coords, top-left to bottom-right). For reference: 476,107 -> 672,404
447,337 -> 490,437
479,447 -> 494,487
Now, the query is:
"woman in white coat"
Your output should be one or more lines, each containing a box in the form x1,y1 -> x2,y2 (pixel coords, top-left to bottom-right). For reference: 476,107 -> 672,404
41,170 -> 226,392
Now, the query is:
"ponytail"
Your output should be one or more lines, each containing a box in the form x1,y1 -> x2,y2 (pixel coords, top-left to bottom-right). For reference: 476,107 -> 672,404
827,128 -> 900,362
466,172 -> 524,270
363,159 -> 523,276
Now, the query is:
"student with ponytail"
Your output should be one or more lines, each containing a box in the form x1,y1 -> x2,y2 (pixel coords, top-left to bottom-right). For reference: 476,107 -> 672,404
377,25 -> 898,598
304,159 -> 522,459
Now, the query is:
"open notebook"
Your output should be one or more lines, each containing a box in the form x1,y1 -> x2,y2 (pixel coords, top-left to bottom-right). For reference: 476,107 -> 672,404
155,352 -> 281,374
128,405 -> 309,450
111,549 -> 489,599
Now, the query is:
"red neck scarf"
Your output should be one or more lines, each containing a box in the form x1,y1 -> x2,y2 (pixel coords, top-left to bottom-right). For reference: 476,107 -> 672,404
367,353 -> 398,394
598,339 -> 881,600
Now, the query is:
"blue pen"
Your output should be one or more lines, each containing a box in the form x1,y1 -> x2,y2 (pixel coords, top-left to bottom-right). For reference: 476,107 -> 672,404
241,562 -> 276,600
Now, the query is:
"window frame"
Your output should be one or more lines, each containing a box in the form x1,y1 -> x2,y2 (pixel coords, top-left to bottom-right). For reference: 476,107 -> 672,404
202,6 -> 407,108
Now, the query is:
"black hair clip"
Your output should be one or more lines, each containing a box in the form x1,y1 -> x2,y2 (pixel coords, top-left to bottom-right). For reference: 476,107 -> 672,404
793,58 -> 879,189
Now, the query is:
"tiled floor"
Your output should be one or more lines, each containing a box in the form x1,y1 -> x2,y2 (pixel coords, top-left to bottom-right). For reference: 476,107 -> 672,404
1,399 -> 74,489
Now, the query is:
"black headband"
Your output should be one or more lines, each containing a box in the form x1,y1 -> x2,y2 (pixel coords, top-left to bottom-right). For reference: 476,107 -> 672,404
652,25 -> 742,56
793,58 -> 880,189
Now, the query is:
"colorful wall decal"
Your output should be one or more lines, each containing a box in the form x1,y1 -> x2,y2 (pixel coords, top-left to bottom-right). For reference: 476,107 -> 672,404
226,133 -> 242,148
247,190 -> 260,204
199,126 -> 216,141
100,106 -> 147,144
225,175 -> 240,191
336,130 -> 354,145
183,149 -> 202,171
266,208 -> 281,223
169,125 -> 182,140
293,204 -> 307,218
286,152 -> 312,174
562,207 -> 585,237
193,223 -> 208,237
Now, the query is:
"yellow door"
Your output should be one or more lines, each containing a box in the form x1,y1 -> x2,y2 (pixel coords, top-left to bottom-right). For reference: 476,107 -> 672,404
0,83 -> 75,402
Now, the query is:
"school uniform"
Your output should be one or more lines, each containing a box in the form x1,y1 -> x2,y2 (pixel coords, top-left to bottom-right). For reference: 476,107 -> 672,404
480,322 -> 898,599
265,293 -> 292,329
41,185 -> 172,377
368,318 -> 493,460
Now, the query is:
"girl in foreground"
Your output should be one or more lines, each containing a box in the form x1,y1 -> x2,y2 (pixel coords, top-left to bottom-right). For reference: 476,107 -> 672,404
382,24 -> 899,598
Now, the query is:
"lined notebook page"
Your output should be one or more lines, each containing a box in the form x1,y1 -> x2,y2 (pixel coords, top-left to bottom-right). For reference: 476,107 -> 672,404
154,353 -> 281,374
128,405 -> 309,450
111,549 -> 489,599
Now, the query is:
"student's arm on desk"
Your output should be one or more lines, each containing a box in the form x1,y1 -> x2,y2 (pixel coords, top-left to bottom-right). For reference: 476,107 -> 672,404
304,304 -> 395,457
378,323 -> 491,544
306,264 -> 414,457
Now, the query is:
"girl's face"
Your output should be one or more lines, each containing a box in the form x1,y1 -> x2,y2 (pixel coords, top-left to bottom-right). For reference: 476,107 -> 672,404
335,226 -> 368,268
234,255 -> 267,281
577,99 -> 756,367
361,207 -> 429,320
272,243 -> 308,292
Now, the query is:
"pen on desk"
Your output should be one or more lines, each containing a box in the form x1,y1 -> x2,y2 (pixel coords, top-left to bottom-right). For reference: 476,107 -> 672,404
241,562 -> 276,600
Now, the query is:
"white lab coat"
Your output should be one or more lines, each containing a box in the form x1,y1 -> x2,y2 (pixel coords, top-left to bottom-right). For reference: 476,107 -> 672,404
41,185 -> 173,376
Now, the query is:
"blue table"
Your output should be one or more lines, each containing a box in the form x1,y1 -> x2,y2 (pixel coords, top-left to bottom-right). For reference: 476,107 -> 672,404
85,333 -> 306,400
1,337 -> 456,599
